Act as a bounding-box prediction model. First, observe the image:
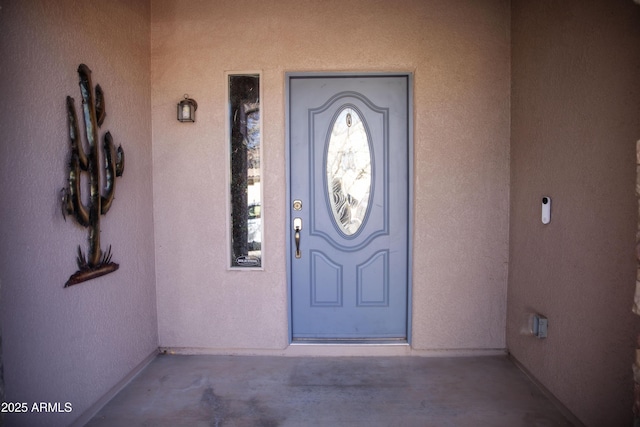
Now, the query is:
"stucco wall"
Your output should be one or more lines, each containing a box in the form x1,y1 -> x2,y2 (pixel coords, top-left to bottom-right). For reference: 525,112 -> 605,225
508,1 -> 640,425
0,1 -> 156,426
152,0 -> 510,352
5,1 -> 638,424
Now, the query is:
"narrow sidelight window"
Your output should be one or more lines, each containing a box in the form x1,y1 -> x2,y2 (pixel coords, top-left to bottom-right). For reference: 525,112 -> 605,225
228,73 -> 262,268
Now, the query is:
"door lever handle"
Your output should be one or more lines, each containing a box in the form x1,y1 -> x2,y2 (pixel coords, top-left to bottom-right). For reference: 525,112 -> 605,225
293,218 -> 302,259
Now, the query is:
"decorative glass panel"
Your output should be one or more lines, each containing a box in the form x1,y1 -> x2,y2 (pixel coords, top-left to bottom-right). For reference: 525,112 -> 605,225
229,74 -> 261,268
326,107 -> 371,235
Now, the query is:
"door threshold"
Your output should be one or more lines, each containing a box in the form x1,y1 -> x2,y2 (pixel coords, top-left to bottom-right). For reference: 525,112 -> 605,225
292,338 -> 408,345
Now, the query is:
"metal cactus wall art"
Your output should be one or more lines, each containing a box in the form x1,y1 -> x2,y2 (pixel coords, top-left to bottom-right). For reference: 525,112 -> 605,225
61,64 -> 125,288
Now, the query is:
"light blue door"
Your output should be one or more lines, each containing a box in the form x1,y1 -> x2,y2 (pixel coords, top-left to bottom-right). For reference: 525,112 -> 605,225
287,74 -> 411,341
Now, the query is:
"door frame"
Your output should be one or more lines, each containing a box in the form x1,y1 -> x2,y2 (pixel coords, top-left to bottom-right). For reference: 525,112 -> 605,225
285,72 -> 414,344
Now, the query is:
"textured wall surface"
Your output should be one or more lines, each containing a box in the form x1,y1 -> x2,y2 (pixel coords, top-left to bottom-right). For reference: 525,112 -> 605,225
508,1 -> 640,425
3,1 -> 639,425
0,1 -> 157,426
151,0 -> 510,352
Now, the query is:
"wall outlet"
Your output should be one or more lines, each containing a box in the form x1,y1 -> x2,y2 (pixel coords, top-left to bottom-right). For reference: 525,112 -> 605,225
533,314 -> 548,339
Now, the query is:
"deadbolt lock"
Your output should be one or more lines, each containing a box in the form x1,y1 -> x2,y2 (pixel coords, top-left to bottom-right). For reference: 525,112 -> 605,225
293,200 -> 302,211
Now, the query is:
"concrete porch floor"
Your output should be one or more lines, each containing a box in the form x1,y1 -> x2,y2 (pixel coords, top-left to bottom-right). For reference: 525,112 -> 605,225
85,354 -> 575,426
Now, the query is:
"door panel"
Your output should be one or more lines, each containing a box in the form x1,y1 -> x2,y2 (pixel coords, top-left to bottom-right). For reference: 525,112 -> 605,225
288,74 -> 410,341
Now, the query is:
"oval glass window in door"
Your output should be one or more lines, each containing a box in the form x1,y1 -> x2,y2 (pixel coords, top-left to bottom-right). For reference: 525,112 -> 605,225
326,107 -> 372,235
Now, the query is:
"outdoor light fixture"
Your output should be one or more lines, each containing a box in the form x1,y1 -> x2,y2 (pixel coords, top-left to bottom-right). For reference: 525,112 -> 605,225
177,94 -> 197,122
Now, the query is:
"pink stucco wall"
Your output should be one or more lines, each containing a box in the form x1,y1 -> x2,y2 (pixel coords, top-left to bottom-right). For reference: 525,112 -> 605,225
0,1 -> 157,426
3,0 -> 637,425
151,0 -> 510,353
508,1 -> 640,425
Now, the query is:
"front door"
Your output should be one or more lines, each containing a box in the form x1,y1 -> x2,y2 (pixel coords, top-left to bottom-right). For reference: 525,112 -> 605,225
287,74 -> 411,342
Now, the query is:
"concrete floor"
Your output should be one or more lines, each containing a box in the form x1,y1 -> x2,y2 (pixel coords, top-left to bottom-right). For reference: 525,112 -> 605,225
86,354 -> 575,427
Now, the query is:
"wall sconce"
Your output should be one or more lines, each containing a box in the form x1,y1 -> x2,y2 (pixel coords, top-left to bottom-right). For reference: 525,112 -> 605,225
177,94 -> 197,122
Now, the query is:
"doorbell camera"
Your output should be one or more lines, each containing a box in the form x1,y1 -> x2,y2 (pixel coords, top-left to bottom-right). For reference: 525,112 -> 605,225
541,196 -> 551,224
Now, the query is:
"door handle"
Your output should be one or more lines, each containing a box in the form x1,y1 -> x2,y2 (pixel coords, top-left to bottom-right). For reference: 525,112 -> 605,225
293,218 -> 302,259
